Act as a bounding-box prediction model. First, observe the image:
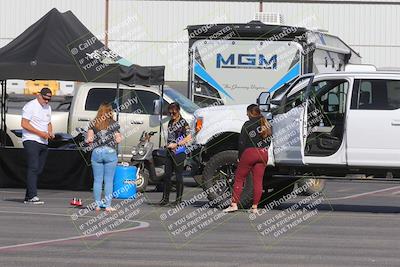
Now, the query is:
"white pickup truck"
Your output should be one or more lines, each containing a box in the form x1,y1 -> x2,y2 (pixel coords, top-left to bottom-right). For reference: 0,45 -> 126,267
2,83 -> 198,158
193,71 -> 400,206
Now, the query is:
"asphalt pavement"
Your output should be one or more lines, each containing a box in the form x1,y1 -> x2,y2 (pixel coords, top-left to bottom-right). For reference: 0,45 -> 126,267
0,180 -> 399,267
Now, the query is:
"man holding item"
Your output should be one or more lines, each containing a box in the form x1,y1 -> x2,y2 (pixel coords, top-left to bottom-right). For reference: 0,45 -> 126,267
21,88 -> 54,204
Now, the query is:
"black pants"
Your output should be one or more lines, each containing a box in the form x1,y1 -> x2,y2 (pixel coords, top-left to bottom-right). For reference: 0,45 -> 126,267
23,140 -> 48,199
164,152 -> 185,189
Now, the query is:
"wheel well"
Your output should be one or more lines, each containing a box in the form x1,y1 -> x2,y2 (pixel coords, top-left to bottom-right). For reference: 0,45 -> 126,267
202,132 -> 239,162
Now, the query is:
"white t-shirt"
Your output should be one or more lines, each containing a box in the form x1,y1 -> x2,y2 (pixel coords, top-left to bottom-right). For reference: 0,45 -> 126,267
22,99 -> 52,145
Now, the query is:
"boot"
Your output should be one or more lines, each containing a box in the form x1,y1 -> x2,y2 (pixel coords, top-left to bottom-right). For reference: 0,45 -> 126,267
158,182 -> 171,206
170,183 -> 184,207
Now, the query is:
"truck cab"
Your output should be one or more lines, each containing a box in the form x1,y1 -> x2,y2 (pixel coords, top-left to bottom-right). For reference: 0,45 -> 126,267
260,71 -> 400,173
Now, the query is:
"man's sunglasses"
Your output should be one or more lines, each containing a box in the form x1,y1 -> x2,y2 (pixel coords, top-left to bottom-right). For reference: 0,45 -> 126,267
41,94 -> 52,101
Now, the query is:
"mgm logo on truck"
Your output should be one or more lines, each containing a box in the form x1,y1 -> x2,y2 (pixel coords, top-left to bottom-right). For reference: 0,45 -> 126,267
216,53 -> 278,69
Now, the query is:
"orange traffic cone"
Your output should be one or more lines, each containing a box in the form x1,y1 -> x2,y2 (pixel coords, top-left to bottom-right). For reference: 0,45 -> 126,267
70,198 -> 78,206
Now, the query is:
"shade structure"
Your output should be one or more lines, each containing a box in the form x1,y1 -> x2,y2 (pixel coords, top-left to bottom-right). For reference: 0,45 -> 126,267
0,8 -> 164,85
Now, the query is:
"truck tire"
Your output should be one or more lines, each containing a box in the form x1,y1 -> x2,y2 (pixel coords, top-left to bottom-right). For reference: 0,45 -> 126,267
193,175 -> 204,187
202,150 -> 253,209
297,177 -> 326,196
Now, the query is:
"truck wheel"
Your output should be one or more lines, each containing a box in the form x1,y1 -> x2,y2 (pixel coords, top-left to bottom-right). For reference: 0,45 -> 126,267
136,168 -> 149,192
297,178 -> 326,196
202,150 -> 253,209
193,175 -> 204,187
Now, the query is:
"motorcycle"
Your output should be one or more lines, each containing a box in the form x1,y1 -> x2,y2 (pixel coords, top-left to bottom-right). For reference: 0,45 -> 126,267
130,131 -> 166,192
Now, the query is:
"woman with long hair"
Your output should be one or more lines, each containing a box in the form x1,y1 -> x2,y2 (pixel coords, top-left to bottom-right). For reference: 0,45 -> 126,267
86,103 -> 122,212
157,102 -> 191,206
223,104 -> 272,213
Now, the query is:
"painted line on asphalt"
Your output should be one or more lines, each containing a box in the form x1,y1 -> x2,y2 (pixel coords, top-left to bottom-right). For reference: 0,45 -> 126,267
326,185 -> 400,200
0,210 -> 87,218
0,210 -> 150,251
0,221 -> 149,251
391,190 -> 400,195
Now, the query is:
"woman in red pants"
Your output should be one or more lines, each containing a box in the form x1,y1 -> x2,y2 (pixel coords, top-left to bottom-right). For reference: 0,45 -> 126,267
223,104 -> 272,213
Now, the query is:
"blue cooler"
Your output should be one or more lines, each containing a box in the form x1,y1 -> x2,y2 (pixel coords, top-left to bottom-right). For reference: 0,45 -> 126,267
113,165 -> 137,199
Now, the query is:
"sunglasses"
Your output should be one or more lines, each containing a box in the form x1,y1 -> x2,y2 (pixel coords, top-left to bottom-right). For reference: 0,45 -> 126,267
169,111 -> 177,115
41,94 -> 52,101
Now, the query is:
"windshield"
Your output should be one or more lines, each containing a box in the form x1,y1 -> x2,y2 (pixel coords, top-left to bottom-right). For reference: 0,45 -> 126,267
164,88 -> 200,113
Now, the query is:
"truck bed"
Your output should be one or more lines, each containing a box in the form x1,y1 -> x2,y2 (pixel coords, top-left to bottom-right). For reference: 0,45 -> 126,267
1,93 -> 72,112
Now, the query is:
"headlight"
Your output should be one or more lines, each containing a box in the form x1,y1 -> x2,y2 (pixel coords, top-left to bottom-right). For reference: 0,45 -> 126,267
195,117 -> 203,133
138,148 -> 146,156
132,147 -> 138,155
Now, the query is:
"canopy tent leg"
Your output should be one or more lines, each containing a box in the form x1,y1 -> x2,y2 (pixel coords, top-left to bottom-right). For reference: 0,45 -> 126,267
158,84 -> 164,148
0,80 -> 6,147
115,82 -> 122,161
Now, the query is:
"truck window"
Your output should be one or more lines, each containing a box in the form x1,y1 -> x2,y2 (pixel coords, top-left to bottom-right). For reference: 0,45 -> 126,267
282,77 -> 312,113
308,79 -> 349,116
131,90 -> 161,114
85,88 -> 134,113
354,79 -> 400,110
85,88 -> 117,111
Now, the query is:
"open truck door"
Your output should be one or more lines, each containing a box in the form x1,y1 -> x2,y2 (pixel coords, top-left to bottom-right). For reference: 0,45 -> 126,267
270,75 -> 315,165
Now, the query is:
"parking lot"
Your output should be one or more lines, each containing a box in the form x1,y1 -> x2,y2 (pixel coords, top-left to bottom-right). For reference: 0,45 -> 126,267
0,180 -> 399,267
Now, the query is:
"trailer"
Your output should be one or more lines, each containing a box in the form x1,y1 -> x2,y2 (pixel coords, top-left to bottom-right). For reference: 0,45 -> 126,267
187,21 -> 361,107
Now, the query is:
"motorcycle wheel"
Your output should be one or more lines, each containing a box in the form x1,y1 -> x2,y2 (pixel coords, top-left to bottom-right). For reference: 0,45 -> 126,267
136,168 -> 149,192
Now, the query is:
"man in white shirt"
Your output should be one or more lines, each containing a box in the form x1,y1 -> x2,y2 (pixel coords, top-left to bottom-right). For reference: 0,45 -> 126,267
21,88 -> 54,204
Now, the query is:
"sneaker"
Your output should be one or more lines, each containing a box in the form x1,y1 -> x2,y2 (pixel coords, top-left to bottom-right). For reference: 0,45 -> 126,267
24,196 -> 44,205
222,205 -> 238,213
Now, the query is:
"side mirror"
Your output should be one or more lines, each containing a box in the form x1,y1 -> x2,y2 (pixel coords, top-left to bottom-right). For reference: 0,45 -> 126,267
153,99 -> 162,115
257,92 -> 271,112
257,92 -> 270,105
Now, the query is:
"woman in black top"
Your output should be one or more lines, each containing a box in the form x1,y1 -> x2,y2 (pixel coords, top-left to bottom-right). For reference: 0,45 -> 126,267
158,102 -> 192,206
223,104 -> 272,213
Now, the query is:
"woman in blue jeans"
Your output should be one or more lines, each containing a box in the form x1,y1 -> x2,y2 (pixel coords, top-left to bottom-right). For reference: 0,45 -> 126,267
87,103 -> 122,212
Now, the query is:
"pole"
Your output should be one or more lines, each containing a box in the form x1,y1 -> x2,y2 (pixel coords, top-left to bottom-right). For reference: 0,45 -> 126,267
159,84 -> 164,148
0,80 -> 7,147
116,82 -> 121,161
259,0 -> 263,12
105,0 -> 109,48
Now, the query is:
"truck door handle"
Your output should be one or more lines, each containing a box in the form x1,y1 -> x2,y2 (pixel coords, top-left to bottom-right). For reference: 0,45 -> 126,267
131,120 -> 144,125
391,121 -> 400,126
78,118 -> 90,122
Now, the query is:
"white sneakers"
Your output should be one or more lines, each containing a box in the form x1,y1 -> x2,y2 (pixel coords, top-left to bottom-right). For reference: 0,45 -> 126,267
24,196 -> 44,205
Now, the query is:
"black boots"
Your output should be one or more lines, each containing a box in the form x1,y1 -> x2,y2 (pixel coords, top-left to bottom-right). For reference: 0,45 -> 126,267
158,182 -> 171,206
149,182 -> 183,207
170,183 -> 183,207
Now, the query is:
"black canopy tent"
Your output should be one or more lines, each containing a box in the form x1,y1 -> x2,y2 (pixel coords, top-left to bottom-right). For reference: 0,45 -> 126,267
0,8 -> 165,146
0,8 -> 167,190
